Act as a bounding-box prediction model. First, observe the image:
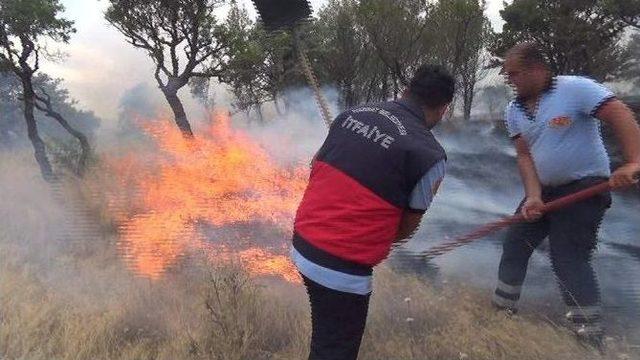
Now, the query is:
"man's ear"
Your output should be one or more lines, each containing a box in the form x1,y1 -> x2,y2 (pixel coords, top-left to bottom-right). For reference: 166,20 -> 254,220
423,103 -> 451,125
437,103 -> 450,119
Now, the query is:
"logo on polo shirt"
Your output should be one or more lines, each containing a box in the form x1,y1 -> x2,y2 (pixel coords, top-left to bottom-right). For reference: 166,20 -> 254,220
549,116 -> 572,128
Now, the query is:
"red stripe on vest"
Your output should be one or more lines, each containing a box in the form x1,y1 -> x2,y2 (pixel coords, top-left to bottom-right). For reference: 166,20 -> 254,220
294,161 -> 403,266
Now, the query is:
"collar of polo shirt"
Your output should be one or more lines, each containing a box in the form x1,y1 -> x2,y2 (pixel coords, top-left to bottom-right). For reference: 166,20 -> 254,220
514,76 -> 558,121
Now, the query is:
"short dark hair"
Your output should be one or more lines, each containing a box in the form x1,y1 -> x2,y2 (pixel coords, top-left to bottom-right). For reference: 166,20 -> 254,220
408,64 -> 455,108
507,42 -> 549,68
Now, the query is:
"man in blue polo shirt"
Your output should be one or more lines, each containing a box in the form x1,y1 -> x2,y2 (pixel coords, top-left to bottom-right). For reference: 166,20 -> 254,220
492,42 -> 640,345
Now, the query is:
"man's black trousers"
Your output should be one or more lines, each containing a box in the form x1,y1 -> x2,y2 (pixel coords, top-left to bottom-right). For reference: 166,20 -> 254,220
493,177 -> 611,336
302,274 -> 370,360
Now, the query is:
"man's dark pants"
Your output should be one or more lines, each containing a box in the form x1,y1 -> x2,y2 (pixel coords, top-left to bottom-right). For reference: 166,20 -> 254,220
301,274 -> 370,360
493,177 -> 611,336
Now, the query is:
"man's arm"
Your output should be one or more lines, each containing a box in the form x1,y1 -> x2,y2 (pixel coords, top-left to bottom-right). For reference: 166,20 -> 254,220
396,211 -> 423,242
503,104 -> 543,219
513,137 -> 545,221
395,160 -> 446,242
514,137 -> 542,199
595,99 -> 640,188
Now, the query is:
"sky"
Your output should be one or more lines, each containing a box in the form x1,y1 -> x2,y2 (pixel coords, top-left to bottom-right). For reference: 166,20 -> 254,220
39,0 -> 506,122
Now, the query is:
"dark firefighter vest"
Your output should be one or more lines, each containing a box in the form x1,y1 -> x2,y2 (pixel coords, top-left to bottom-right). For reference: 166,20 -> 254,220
294,97 -> 446,267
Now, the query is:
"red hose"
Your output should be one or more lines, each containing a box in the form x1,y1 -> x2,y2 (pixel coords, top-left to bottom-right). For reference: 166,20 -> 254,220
420,175 -> 638,259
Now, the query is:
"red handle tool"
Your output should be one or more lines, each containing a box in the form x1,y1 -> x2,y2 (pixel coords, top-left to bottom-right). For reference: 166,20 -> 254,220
420,174 -> 639,259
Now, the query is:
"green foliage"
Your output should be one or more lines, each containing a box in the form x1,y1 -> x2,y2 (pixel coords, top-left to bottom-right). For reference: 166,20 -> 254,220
430,0 -> 493,120
104,0 -> 230,87
623,34 -> 640,89
220,2 -> 284,112
314,0 -> 387,108
220,0 -> 325,116
220,0 -> 492,115
0,0 -> 75,74
105,0 -> 232,135
356,0 -> 433,86
430,0 -> 491,73
33,74 -> 100,140
0,72 -> 100,148
0,0 -> 74,42
603,0 -> 640,28
490,0 -> 631,81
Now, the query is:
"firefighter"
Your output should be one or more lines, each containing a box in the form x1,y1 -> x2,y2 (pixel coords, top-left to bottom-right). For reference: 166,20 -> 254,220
291,64 -> 455,360
492,42 -> 640,345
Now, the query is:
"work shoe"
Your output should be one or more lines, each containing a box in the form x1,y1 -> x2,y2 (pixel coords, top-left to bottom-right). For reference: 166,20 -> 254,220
491,301 -> 518,317
576,326 -> 605,353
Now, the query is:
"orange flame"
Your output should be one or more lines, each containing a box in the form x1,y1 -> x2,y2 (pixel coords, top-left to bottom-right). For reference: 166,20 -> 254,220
107,111 -> 308,281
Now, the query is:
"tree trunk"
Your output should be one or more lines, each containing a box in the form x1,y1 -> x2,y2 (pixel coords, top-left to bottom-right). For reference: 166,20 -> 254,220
274,96 -> 286,116
21,77 -> 54,181
392,74 -> 399,100
341,81 -> 356,110
254,104 -> 264,123
381,73 -> 390,100
446,97 -> 456,121
34,94 -> 92,176
463,87 -> 474,122
339,83 -> 347,111
488,101 -> 497,121
461,63 -> 478,122
162,87 -> 194,138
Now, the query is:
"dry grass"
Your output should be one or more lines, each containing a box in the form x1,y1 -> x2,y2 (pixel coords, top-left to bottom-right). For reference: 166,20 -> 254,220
3,241 -> 638,360
362,269 -> 624,360
1,152 -> 638,360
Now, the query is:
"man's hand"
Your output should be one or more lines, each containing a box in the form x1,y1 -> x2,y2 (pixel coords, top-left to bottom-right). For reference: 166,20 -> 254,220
521,197 -> 545,222
610,163 -> 640,189
596,99 -> 640,188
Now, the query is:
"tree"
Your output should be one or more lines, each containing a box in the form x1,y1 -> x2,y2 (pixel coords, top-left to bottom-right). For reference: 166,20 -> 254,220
105,0 -> 231,137
220,1 -> 332,118
356,0 -> 435,97
315,0 -> 365,109
218,1 -> 277,121
32,76 -> 92,176
0,73 -> 24,146
479,84 -> 510,120
0,72 -> 99,175
490,0 -> 631,82
0,0 -> 75,180
114,82 -> 164,143
220,0 -> 490,118
604,0 -> 640,29
315,0 -> 389,109
621,33 -> 640,90
430,0 -> 493,121
314,0 -> 492,116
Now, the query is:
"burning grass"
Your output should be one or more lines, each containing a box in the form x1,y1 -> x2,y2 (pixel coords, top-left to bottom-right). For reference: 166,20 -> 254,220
98,112 -> 307,281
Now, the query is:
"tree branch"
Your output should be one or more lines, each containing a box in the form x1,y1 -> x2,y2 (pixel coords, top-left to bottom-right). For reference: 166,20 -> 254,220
32,46 -> 40,74
0,26 -> 20,67
154,64 -> 166,88
34,88 -> 92,176
169,15 -> 181,76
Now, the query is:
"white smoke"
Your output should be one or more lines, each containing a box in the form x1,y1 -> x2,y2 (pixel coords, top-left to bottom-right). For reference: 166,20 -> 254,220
232,86 -> 340,165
